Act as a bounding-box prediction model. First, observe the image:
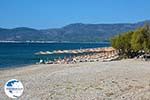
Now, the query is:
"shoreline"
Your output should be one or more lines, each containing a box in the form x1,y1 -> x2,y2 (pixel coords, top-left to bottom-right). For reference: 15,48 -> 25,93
0,63 -> 36,71
0,59 -> 150,99
0,41 -> 110,44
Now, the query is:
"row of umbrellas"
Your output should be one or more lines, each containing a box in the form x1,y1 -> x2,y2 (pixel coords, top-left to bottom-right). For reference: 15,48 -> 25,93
35,47 -> 116,55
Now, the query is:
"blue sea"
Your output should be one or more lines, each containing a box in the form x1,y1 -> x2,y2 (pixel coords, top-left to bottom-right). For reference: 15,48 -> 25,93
0,42 -> 110,69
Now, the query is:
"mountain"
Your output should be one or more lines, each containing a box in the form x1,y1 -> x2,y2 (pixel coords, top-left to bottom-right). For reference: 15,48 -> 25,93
0,20 -> 150,42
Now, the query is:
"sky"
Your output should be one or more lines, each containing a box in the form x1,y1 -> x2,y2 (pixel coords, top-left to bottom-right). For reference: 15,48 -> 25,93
0,0 -> 150,29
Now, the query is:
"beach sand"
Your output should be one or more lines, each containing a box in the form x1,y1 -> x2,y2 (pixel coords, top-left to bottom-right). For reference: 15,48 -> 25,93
0,59 -> 150,100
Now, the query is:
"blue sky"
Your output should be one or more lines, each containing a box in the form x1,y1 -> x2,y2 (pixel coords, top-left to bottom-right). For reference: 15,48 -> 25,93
0,0 -> 150,29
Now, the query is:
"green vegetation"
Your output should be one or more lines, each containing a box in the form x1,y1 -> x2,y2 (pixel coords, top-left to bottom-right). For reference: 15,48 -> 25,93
111,25 -> 150,58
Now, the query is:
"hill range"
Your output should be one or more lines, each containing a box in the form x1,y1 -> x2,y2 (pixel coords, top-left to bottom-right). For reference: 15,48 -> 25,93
0,20 -> 150,42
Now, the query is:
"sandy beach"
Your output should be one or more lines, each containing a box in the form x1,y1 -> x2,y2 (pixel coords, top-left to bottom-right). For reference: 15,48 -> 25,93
0,59 -> 150,100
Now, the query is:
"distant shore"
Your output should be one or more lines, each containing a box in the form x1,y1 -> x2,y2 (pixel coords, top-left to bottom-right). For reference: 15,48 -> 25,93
0,40 -> 110,44
0,59 -> 150,99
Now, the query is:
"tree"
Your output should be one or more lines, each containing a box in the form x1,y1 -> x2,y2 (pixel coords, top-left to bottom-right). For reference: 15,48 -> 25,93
131,27 -> 146,52
122,31 -> 133,57
131,25 -> 150,53
111,24 -> 150,58
142,25 -> 150,53
111,31 -> 133,57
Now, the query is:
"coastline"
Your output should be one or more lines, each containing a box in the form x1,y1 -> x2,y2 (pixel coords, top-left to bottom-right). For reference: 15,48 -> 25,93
0,59 -> 150,99
0,63 -> 35,70
0,41 -> 110,44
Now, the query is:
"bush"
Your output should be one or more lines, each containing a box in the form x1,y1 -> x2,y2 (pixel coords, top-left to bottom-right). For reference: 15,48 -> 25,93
111,25 -> 150,58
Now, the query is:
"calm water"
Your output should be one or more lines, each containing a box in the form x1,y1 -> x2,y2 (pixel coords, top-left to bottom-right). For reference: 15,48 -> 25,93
0,43 -> 110,69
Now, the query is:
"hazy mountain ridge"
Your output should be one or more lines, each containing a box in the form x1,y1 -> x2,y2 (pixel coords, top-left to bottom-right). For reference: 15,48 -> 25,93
0,20 -> 150,42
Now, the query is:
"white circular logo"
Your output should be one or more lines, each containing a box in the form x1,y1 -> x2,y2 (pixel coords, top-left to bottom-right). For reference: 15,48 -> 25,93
4,79 -> 24,98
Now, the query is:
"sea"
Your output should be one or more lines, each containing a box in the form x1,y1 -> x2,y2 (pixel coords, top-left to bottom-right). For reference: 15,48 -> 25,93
0,42 -> 110,69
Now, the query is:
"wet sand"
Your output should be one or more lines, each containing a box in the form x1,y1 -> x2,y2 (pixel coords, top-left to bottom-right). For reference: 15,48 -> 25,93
0,59 -> 150,100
